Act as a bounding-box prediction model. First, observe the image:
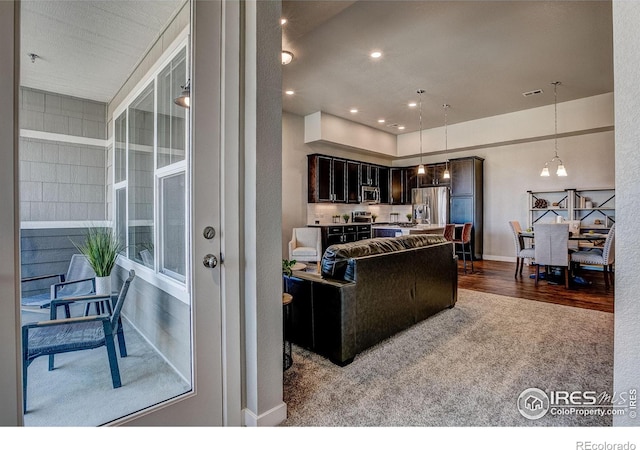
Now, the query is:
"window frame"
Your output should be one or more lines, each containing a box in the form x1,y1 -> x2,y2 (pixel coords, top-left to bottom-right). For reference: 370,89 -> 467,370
111,30 -> 190,303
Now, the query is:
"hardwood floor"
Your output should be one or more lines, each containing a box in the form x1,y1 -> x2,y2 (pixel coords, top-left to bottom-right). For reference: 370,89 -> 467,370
457,259 -> 614,313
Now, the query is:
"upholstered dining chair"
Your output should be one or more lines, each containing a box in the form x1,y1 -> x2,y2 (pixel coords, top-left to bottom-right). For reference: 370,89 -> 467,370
571,223 -> 616,290
509,221 -> 535,278
452,222 -> 473,273
533,223 -> 570,288
288,227 -> 322,272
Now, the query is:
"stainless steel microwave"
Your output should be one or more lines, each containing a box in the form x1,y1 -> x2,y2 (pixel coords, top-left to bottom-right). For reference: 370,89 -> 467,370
361,186 -> 380,204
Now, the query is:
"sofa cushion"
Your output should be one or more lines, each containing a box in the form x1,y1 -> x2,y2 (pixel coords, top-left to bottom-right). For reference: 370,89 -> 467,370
321,234 -> 448,281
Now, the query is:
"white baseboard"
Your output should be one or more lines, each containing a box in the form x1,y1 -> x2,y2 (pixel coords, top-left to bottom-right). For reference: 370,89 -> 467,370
482,254 -> 517,263
242,402 -> 287,427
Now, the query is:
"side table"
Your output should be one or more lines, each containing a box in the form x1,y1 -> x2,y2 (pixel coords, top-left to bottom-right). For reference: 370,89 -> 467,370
282,293 -> 293,370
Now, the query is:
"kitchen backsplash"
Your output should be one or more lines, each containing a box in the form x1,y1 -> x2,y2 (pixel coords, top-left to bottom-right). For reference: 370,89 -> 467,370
307,203 -> 411,225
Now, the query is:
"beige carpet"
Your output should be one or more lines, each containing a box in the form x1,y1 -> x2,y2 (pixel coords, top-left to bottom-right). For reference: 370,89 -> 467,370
282,289 -> 614,426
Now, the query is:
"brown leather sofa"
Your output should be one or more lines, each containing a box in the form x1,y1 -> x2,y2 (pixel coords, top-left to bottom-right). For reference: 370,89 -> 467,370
284,234 -> 458,366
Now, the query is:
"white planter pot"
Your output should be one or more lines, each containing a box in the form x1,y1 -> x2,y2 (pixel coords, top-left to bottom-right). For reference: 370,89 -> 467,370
95,276 -> 111,296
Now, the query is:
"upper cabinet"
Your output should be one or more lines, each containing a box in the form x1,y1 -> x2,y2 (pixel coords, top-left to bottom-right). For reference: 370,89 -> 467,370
347,161 -> 361,203
308,154 -> 347,203
308,153 -> 478,208
360,163 -> 379,187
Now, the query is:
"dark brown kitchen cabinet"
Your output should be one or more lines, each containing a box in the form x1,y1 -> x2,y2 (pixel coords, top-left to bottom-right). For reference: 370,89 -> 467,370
390,168 -> 404,205
404,167 -> 418,203
347,161 -> 361,203
314,225 -> 366,253
449,156 -> 484,259
308,154 -> 347,203
360,163 -> 378,186
378,166 -> 390,203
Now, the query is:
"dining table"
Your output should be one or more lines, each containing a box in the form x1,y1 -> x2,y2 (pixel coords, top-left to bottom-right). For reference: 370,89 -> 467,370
519,230 -> 608,243
518,229 -> 609,286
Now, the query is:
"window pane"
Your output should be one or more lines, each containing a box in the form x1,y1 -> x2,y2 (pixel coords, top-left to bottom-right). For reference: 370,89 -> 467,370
157,48 -> 187,168
161,172 -> 186,281
128,83 -> 155,264
114,113 -> 127,183
115,188 -> 127,255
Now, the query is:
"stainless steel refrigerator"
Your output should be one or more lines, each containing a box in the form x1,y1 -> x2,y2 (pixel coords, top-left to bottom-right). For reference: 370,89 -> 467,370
411,186 -> 450,225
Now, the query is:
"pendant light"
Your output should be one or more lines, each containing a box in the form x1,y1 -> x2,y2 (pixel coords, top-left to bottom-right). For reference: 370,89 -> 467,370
442,104 -> 450,179
174,79 -> 190,109
540,81 -> 567,177
417,89 -> 426,175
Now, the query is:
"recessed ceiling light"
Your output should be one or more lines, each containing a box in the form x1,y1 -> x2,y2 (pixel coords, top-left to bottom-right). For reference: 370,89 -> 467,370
285,90 -> 295,95
398,126 -> 405,130
281,18 -> 287,25
378,119 -> 385,123
282,51 -> 294,65
350,108 -> 358,113
408,102 -> 417,108
370,51 -> 382,59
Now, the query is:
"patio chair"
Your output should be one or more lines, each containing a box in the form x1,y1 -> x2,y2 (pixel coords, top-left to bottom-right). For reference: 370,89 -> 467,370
21,254 -> 96,317
22,270 -> 135,412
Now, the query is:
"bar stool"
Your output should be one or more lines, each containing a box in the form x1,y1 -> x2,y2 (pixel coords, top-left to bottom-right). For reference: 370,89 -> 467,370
282,293 -> 293,370
453,222 -> 474,273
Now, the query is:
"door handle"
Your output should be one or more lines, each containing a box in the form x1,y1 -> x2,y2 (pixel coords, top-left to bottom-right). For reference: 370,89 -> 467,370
203,254 -> 218,269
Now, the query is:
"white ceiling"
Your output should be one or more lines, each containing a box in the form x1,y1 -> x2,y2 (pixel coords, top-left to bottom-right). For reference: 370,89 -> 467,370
20,0 -> 185,103
19,0 -> 613,135
282,0 -> 613,134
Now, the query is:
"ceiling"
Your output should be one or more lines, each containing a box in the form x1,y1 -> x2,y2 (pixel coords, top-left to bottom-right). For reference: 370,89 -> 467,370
281,0 -> 613,134
20,0 -> 185,103
19,1 -> 613,135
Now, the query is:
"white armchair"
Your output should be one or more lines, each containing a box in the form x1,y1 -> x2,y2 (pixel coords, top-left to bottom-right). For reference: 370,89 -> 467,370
288,227 -> 322,272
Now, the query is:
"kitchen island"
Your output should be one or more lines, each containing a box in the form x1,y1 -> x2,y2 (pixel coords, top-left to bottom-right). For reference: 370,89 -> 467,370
372,223 -> 446,237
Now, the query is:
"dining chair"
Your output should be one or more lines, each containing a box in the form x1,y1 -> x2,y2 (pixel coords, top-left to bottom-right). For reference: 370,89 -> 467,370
570,223 -> 616,290
452,222 -> 473,273
509,221 -> 535,279
533,223 -> 570,288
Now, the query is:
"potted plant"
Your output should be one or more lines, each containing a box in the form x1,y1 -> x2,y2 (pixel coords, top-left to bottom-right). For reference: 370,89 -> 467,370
74,227 -> 124,295
282,258 -> 297,277
406,213 -> 413,222
342,213 -> 350,223
371,214 -> 378,223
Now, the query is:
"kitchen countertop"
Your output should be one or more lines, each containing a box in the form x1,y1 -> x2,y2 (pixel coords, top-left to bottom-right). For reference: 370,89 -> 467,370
372,223 -> 446,236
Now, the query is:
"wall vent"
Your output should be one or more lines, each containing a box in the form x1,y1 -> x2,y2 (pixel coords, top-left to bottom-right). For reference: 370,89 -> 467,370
522,89 -> 544,97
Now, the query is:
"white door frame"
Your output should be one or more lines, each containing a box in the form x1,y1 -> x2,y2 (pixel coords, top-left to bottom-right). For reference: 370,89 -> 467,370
0,0 -> 21,426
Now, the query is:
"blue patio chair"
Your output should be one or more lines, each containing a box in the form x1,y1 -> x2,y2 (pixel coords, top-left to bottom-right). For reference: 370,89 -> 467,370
21,254 -> 96,317
22,270 -> 135,412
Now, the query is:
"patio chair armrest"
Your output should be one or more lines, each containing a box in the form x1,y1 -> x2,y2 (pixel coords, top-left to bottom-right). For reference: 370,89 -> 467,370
50,294 -> 112,319
23,314 -> 107,330
52,277 -> 96,298
21,273 -> 64,284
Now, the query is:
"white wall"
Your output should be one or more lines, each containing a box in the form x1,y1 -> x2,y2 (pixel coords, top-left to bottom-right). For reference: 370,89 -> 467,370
397,93 -> 614,157
612,0 -> 640,427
